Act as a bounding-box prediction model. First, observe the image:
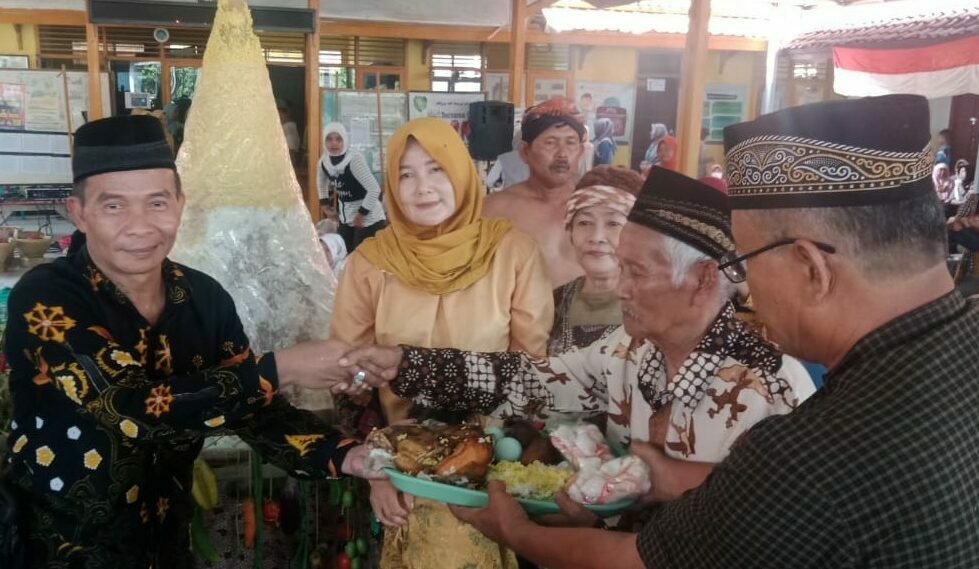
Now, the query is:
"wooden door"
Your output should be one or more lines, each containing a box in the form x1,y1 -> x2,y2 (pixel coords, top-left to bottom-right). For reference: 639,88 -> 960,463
631,76 -> 679,170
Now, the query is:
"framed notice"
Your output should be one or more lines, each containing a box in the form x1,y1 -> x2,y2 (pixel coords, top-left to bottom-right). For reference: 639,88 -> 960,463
702,84 -> 747,143
408,91 -> 486,145
0,55 -> 29,70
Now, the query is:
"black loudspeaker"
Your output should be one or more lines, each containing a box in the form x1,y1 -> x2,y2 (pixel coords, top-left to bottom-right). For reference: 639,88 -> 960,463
468,101 -> 515,161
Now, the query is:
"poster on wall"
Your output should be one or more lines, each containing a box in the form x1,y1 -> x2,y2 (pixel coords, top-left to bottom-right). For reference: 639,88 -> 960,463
575,81 -> 636,143
0,82 -> 26,130
702,83 -> 747,143
408,91 -> 486,144
24,73 -> 65,132
533,78 -> 567,105
0,70 -> 110,134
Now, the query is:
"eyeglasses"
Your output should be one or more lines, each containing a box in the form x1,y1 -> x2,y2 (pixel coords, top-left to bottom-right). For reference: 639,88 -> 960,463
718,238 -> 836,283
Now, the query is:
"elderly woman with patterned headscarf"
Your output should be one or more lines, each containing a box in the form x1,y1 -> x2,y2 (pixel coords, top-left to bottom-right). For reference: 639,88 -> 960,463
329,117 -> 553,569
549,166 -> 642,354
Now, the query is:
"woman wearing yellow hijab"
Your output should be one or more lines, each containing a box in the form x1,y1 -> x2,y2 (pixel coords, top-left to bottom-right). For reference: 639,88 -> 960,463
330,117 -> 553,569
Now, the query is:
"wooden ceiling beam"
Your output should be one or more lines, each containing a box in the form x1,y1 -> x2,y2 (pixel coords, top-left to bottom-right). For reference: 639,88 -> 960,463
320,19 -> 765,52
526,28 -> 767,51
319,19 -> 512,43
0,8 -> 86,26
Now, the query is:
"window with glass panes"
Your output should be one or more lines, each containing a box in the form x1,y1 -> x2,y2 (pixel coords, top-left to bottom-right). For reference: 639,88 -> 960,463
431,44 -> 483,93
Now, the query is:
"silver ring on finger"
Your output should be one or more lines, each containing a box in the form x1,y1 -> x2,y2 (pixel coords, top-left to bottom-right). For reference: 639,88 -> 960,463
353,370 -> 367,386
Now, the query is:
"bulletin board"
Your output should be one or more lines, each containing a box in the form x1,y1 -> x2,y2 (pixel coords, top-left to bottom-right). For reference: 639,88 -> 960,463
321,89 -> 408,182
701,83 -> 747,143
0,69 -> 111,185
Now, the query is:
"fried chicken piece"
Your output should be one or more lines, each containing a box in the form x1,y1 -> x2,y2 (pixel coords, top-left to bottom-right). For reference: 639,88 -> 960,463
434,438 -> 494,482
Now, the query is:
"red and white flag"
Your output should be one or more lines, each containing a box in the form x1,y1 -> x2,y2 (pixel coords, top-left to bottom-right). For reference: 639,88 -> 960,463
833,35 -> 979,99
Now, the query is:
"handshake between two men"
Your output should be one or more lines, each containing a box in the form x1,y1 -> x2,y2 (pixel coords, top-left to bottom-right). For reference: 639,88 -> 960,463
274,340 -> 404,395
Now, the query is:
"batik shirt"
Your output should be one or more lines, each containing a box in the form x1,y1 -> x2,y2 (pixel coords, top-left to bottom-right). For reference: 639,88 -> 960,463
1,243 -> 357,569
636,292 -> 979,568
392,303 -> 815,463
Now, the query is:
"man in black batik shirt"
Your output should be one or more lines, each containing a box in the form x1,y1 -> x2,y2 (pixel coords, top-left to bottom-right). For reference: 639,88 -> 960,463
1,115 -> 373,569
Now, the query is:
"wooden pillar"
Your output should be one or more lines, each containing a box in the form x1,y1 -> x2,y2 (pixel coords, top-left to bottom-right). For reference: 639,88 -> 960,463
85,22 -> 103,120
676,0 -> 710,177
508,0 -> 527,107
305,0 -> 322,222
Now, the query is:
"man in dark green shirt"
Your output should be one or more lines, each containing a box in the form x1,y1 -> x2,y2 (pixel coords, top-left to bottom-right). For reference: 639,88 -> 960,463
343,95 -> 979,568
1,115 -> 370,568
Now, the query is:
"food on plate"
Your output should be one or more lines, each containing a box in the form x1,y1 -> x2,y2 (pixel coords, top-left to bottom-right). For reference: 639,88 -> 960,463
502,419 -> 563,465
366,423 -> 493,483
371,421 -> 650,509
435,438 -> 495,480
488,460 -> 573,500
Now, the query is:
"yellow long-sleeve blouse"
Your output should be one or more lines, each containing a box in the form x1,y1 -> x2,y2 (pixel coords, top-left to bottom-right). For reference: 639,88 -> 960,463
330,229 -> 554,421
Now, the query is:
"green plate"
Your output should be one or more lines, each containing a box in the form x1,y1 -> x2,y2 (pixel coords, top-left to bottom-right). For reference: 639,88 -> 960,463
383,468 -> 635,518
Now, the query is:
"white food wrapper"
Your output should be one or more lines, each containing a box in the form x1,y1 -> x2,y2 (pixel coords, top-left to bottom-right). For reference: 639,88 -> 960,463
566,456 -> 651,505
549,423 -> 613,469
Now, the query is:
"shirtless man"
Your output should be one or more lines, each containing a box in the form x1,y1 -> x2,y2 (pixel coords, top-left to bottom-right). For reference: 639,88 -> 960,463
484,98 -> 587,287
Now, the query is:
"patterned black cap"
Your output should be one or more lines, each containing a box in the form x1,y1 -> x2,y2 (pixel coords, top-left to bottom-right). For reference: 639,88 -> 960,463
723,95 -> 933,209
72,115 -> 175,183
628,167 -> 734,260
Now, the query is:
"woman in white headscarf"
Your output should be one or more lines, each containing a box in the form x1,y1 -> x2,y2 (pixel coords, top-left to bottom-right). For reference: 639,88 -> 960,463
639,122 -> 669,172
319,233 -> 348,275
317,122 -> 387,252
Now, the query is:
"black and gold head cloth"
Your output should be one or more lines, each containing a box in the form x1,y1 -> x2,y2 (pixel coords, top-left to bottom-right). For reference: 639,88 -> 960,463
628,166 -> 734,260
723,94 -> 933,209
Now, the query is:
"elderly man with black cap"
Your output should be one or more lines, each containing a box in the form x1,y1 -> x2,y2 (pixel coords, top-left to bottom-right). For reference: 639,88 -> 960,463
0,115 -> 375,569
339,95 -> 979,568
337,166 -> 814,531
484,97 -> 588,287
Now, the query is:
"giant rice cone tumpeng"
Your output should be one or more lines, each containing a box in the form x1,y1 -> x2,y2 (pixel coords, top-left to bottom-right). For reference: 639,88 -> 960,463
171,0 -> 335,410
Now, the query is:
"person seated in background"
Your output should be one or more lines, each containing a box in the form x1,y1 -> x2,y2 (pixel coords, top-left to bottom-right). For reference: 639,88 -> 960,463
549,165 -> 642,355
933,162 -> 953,203
343,168 -> 815,506
484,128 -> 531,192
935,128 -> 952,168
0,115 -> 373,569
577,124 -> 595,182
484,98 -> 587,287
698,159 -> 729,195
592,119 -> 617,167
319,233 -> 348,276
317,122 -> 387,253
277,100 -> 301,166
952,159 -> 970,203
329,117 -> 553,569
639,123 -> 668,172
